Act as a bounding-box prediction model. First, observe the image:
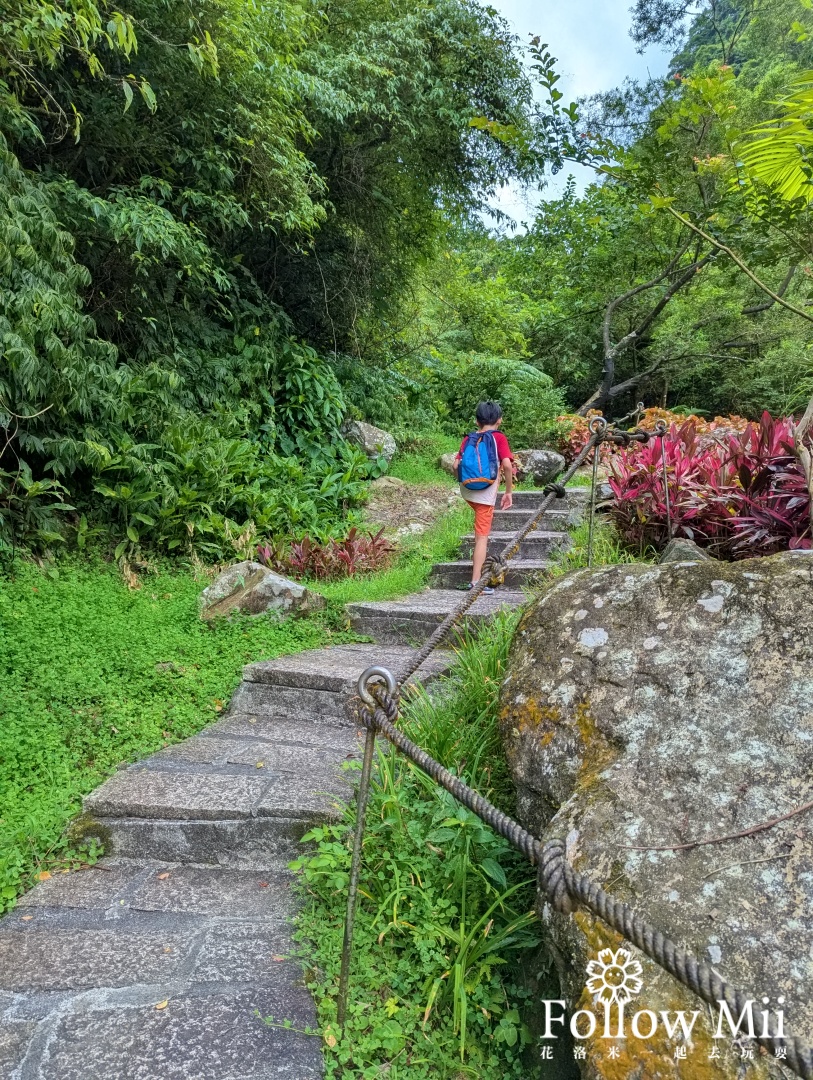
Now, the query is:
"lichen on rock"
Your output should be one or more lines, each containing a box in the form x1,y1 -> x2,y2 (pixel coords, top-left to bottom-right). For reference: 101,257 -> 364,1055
500,551 -> 813,1078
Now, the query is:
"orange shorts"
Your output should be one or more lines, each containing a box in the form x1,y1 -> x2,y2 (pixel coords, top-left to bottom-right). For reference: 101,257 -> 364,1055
466,501 -> 494,537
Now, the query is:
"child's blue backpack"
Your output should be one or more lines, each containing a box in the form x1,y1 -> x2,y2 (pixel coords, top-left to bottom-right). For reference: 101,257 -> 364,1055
458,431 -> 499,491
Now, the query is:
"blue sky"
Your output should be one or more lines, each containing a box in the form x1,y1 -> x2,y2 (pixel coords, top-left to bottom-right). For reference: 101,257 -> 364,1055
488,0 -> 673,226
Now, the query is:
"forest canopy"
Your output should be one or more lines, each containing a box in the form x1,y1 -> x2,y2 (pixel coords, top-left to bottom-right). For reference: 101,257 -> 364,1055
2,0 -> 813,559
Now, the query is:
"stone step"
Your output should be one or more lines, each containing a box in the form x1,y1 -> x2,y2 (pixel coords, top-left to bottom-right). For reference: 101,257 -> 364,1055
458,530 -> 569,560
346,588 -> 527,645
492,507 -> 569,531
83,645 -> 454,866
512,486 -> 589,509
430,560 -> 550,589
2,859 -> 323,1078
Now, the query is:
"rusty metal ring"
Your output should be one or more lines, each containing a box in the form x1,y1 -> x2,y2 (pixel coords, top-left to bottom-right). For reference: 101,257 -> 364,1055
358,665 -> 397,708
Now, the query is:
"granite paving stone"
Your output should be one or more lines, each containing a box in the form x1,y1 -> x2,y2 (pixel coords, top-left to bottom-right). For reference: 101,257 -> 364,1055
0,927 -> 195,991
85,770 -> 270,820
16,861 -> 150,911
128,866 -> 297,920
38,988 -> 321,1080
191,924 -> 297,984
0,1020 -> 39,1075
206,714 -> 362,752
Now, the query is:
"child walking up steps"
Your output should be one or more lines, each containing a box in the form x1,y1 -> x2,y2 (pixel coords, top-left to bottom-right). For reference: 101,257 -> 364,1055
454,400 -> 514,592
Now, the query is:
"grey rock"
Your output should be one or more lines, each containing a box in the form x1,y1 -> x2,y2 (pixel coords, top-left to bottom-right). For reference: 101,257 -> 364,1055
200,561 -> 324,621
500,552 -> 813,1079
513,448 -> 565,485
343,419 -> 397,462
438,451 -> 459,478
370,474 -> 407,491
659,536 -> 714,563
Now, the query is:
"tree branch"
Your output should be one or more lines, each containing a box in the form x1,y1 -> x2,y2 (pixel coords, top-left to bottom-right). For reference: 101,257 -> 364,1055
665,206 -> 813,325
580,247 -> 714,415
741,263 -> 797,315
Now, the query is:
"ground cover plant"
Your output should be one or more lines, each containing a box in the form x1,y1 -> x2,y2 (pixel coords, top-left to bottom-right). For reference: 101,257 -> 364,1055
289,611 -> 547,1079
0,559 -> 361,912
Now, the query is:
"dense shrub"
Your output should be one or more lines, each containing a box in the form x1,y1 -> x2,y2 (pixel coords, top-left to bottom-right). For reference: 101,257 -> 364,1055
607,412 -> 811,557
437,355 -> 566,446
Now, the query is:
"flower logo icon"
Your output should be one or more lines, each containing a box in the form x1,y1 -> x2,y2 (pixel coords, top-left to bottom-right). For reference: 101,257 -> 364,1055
586,948 -> 644,1004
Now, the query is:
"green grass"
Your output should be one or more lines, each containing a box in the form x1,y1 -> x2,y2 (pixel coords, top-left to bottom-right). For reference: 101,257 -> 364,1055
289,612 -> 548,1079
0,559 -> 361,911
547,517 -> 657,577
387,432 -> 459,485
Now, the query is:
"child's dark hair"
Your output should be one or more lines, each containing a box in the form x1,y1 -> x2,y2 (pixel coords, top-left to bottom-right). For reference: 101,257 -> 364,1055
475,400 -> 502,427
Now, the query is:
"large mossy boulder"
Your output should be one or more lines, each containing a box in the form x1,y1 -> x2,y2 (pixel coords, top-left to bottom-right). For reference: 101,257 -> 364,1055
500,552 -> 813,1079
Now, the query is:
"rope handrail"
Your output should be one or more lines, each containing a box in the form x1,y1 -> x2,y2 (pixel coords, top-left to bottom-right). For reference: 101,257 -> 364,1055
333,415 -> 813,1076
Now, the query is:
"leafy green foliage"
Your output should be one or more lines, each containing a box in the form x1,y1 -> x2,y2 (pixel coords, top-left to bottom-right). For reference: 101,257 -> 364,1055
291,611 -> 544,1077
436,355 -> 566,447
0,558 -> 360,911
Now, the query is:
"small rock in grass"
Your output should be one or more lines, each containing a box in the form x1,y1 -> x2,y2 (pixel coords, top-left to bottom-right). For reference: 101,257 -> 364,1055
200,562 -> 324,621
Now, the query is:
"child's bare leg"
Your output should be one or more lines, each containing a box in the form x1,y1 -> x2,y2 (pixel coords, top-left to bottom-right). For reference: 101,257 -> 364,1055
472,533 -> 488,583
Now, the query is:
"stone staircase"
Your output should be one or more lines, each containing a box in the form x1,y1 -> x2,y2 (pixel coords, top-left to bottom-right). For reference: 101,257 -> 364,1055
348,487 -> 586,640
0,487 -> 584,1079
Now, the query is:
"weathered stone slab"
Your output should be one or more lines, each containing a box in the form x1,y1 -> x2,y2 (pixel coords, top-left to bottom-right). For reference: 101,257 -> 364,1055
0,927 -> 193,991
224,742 -> 347,772
430,559 -> 549,589
243,643 -> 448,691
228,683 -> 347,720
192,924 -> 296,984
146,738 -> 259,767
85,770 -> 269,820
256,778 -> 349,821
16,860 -> 147,910
39,988 -> 321,1079
128,866 -> 297,919
207,714 -> 361,754
0,1020 -> 39,1074
93,817 -> 307,868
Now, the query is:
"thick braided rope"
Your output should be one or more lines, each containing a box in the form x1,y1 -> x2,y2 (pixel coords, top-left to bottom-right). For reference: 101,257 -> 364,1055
360,686 -> 813,1080
397,432 -> 604,686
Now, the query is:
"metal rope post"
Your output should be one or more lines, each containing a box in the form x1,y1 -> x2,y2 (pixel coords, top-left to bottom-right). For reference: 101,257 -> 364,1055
586,417 -> 606,568
336,668 -> 395,1028
656,419 -> 673,542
